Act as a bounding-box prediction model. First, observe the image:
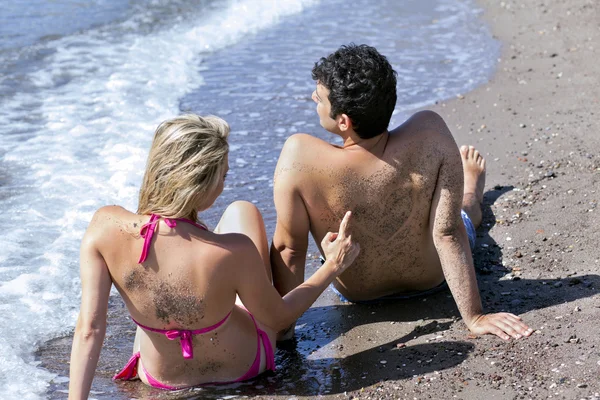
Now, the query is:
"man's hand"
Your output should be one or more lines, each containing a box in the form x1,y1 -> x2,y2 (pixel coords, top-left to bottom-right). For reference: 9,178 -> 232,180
468,313 -> 533,340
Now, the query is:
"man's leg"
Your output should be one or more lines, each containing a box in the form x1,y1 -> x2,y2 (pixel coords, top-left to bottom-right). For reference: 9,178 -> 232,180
460,145 -> 486,229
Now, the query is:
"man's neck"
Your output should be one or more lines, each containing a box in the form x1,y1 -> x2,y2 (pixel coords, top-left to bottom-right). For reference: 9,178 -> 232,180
341,130 -> 389,153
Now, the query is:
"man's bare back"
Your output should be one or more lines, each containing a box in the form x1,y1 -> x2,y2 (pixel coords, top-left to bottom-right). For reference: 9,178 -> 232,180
276,111 -> 455,300
271,44 -> 532,341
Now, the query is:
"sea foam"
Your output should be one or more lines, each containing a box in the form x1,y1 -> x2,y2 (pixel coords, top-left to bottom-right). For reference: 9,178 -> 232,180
0,0 -> 319,397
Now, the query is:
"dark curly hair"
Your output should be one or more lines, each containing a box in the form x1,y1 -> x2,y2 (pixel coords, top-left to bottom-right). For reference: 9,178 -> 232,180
311,44 -> 397,139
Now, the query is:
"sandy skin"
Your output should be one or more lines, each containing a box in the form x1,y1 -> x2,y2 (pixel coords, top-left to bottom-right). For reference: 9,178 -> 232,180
40,0 -> 600,398
272,74 -> 533,342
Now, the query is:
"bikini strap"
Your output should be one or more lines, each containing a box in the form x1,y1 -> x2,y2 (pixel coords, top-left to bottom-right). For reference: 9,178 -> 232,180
131,312 -> 232,359
175,217 -> 208,231
113,352 -> 140,381
138,214 -> 207,264
138,214 -> 177,263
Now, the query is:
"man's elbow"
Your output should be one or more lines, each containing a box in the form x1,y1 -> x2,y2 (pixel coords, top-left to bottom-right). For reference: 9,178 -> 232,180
432,228 -> 462,246
271,241 -> 307,296
272,233 -> 308,259
274,243 -> 306,258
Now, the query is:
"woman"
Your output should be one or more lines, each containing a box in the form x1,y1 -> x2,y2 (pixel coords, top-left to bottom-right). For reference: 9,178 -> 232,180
68,114 -> 359,398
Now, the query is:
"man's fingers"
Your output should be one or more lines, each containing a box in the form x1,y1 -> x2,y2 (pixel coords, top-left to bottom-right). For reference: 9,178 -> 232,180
500,314 -> 524,326
501,312 -> 522,321
494,320 -> 522,339
489,326 -> 510,341
473,313 -> 532,340
496,313 -> 532,336
506,318 -> 533,336
338,211 -> 352,238
489,315 -> 533,339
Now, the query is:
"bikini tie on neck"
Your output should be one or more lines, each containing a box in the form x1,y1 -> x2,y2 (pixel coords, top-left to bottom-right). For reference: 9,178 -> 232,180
138,214 -> 177,264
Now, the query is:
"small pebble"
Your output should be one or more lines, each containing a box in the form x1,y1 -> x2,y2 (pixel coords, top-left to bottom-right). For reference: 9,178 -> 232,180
565,334 -> 579,344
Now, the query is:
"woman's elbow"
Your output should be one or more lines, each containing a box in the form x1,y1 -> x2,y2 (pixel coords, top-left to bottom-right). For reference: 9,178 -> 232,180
79,328 -> 105,342
75,317 -> 106,341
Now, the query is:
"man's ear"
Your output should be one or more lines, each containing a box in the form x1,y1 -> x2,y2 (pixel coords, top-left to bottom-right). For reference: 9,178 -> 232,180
337,114 -> 352,132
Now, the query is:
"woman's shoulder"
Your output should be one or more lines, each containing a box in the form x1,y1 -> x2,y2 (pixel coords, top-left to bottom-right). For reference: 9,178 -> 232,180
94,204 -> 127,216
89,205 -> 132,225
85,205 -> 139,240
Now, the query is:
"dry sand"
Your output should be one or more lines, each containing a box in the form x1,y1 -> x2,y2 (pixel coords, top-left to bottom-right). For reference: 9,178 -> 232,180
275,0 -> 600,398
328,0 -> 600,398
40,0 -> 600,399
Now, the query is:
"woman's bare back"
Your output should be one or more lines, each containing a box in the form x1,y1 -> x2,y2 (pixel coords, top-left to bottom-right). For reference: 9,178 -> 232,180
89,206 -> 272,386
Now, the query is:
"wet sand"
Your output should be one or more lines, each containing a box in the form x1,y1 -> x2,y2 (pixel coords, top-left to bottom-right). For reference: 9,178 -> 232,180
38,0 -> 600,398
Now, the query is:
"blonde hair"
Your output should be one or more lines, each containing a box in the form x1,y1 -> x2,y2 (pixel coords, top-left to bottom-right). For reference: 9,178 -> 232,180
137,114 -> 229,222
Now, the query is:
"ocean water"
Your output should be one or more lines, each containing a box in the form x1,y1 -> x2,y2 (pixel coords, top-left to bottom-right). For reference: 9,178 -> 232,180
0,0 -> 499,398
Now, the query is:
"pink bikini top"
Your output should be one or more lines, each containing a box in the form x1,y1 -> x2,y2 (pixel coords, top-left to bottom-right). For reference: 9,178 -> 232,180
132,213 -> 231,360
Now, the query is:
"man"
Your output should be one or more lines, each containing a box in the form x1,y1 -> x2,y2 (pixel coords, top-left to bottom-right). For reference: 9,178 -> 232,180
270,44 -> 532,341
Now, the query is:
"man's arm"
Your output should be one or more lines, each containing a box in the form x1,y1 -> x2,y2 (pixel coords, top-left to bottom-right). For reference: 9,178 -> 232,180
428,117 -> 532,340
238,211 -> 359,333
271,134 -> 311,298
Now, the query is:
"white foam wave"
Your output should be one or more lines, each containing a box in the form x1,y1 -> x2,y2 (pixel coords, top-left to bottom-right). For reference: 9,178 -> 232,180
0,0 -> 319,397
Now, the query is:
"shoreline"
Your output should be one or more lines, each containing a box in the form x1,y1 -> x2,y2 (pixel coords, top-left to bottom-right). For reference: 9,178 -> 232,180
394,0 -> 600,398
37,0 -> 600,399
317,0 -> 600,397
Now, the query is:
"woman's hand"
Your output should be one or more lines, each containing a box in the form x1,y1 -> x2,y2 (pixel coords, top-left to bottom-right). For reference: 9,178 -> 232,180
321,211 -> 360,275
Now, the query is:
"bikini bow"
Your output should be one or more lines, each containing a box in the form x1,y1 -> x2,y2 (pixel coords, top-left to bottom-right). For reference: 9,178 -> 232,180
165,330 -> 194,359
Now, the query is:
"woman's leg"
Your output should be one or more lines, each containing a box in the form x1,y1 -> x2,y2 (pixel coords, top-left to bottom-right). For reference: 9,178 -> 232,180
215,201 -> 278,366
214,201 -> 272,281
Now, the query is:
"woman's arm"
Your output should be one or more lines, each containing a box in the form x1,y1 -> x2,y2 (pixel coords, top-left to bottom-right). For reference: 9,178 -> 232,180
236,211 -> 359,332
68,219 -> 112,400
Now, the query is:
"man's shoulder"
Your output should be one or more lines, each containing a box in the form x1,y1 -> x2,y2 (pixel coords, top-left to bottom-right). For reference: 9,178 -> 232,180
409,110 -> 447,126
390,110 -> 456,154
278,133 -> 332,167
396,110 -> 453,139
274,133 -> 333,190
282,133 -> 331,154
